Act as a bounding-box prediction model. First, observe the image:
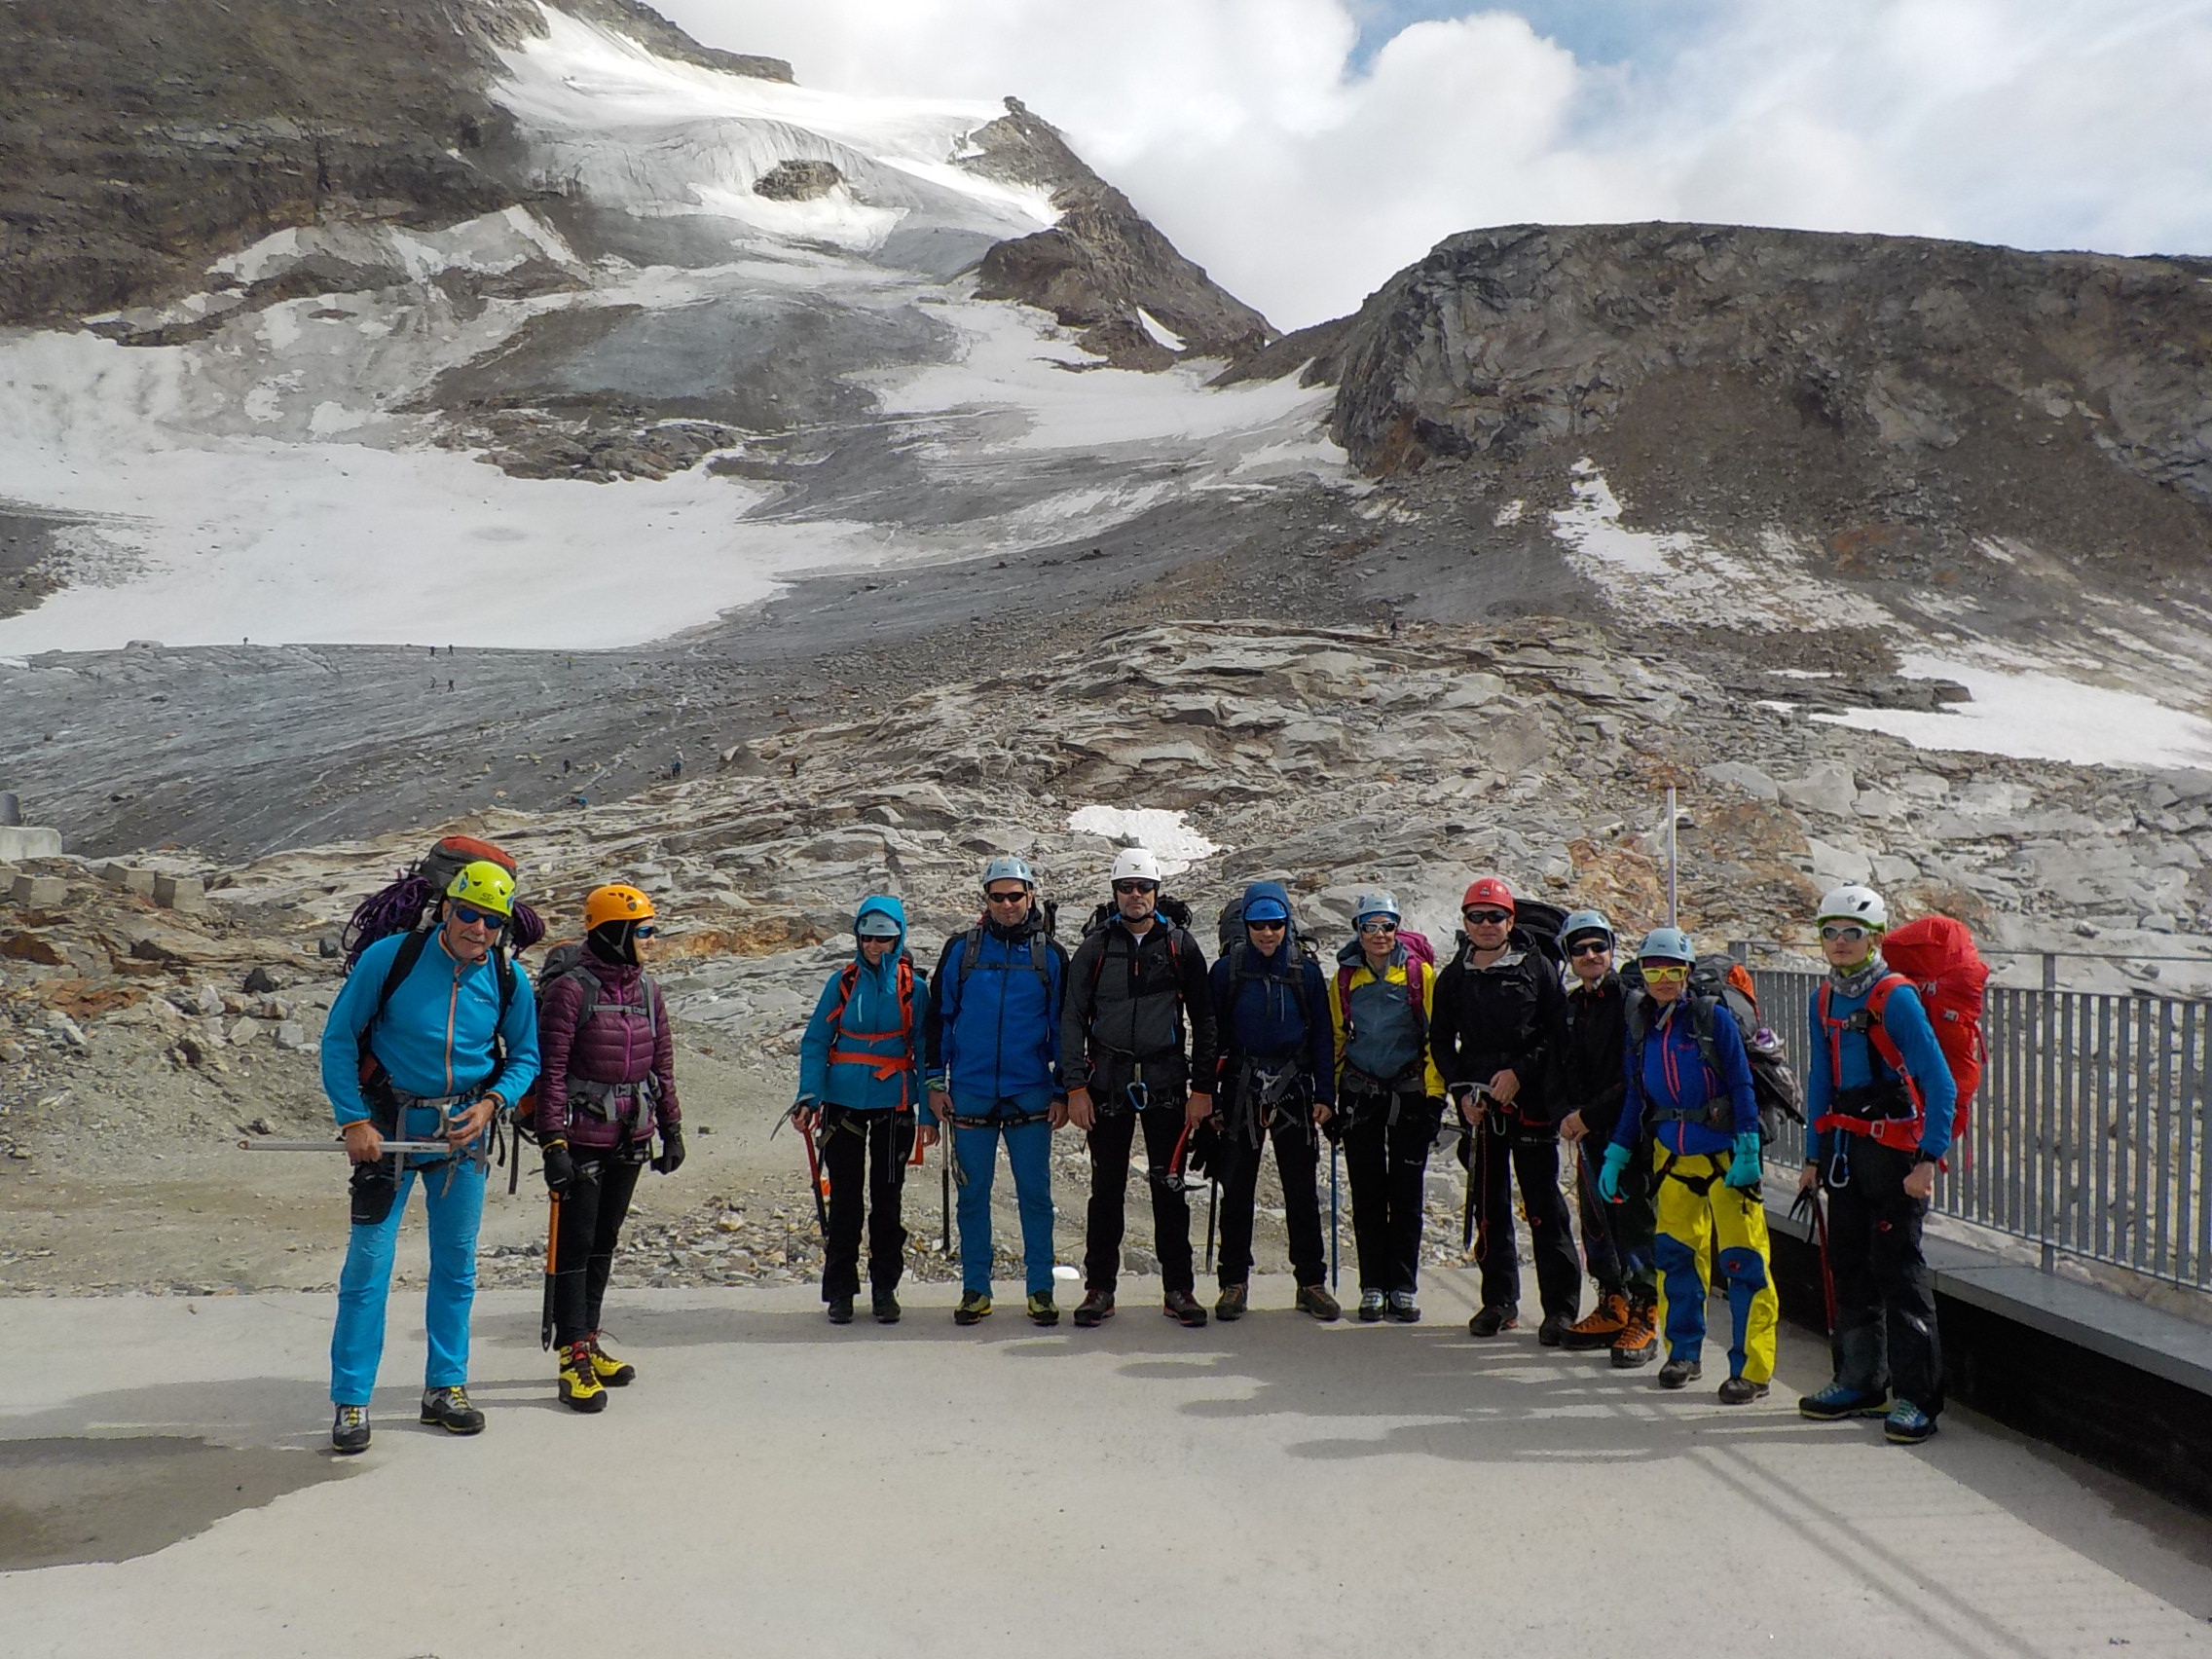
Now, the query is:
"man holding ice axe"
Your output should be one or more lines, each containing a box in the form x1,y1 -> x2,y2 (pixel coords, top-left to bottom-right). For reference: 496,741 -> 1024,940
320,860 -> 540,1454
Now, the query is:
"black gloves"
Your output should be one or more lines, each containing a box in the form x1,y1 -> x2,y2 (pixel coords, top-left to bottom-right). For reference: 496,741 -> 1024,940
652,1124 -> 686,1175
541,1138 -> 574,1196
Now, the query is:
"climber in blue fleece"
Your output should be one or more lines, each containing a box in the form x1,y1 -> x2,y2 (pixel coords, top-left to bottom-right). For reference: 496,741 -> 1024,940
796,895 -> 934,1325
1602,927 -> 1774,1404
923,856 -> 1069,1328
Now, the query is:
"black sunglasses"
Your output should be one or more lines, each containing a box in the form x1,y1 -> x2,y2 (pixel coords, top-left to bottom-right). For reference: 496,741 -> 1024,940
1113,880 -> 1158,895
984,889 -> 1031,903
1567,940 -> 1610,958
1246,919 -> 1287,932
1463,909 -> 1512,926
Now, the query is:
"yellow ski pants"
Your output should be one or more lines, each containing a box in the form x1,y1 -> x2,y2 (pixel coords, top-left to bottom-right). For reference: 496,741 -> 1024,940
1652,1149 -> 1777,1384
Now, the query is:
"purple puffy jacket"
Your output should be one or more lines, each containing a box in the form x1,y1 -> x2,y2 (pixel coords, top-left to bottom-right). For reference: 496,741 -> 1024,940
535,956 -> 680,1151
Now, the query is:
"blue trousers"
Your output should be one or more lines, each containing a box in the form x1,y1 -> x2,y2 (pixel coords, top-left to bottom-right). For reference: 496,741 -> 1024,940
331,1157 -> 485,1405
951,1099 -> 1056,1297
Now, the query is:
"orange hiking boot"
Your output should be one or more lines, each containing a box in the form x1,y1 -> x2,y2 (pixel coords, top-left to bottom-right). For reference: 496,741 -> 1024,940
1560,1291 -> 1630,1351
1609,1299 -> 1658,1369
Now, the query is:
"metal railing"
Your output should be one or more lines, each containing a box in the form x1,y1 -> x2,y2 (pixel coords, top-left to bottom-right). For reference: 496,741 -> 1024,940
1751,969 -> 2211,1292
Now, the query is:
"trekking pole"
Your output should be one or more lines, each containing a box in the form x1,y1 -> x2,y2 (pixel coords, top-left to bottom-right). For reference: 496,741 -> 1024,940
540,1192 -> 561,1350
1665,785 -> 1679,930
941,1136 -> 953,1256
1204,1178 -> 1218,1275
1329,1138 -> 1341,1292
240,1137 -> 451,1154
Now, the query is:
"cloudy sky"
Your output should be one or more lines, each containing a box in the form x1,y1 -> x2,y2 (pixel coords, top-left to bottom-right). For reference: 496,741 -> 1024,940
654,0 -> 2212,330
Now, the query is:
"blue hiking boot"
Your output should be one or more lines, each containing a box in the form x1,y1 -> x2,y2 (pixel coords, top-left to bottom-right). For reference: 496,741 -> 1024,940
1885,1401 -> 1937,1444
1798,1382 -> 1890,1421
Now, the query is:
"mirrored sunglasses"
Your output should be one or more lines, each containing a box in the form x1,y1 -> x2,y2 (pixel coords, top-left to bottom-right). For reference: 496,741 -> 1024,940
1359,920 -> 1397,935
1820,924 -> 1869,943
451,904 -> 502,928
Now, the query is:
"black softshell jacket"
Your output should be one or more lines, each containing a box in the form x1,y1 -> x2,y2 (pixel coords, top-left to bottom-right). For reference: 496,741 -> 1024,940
1059,917 -> 1219,1095
1547,973 -> 1631,1138
1429,940 -> 1566,1124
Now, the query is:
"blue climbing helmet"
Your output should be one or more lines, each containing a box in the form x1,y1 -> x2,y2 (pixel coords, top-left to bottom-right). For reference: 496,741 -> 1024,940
1636,926 -> 1696,965
981,854 -> 1036,891
1560,907 -> 1613,949
1351,891 -> 1400,929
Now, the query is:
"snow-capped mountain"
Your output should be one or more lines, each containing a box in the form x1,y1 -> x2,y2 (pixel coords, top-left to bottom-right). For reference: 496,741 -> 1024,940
0,0 -> 1315,651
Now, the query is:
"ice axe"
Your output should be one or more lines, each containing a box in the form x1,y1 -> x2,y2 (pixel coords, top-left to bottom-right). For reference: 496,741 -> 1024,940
540,1191 -> 561,1351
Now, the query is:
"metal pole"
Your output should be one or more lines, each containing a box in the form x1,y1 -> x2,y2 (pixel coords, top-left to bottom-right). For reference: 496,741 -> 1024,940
2043,953 -> 2058,991
1665,786 -> 1678,929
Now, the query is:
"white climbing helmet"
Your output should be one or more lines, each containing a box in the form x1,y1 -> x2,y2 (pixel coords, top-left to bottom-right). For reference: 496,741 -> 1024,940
1109,846 -> 1162,887
1815,883 -> 1888,931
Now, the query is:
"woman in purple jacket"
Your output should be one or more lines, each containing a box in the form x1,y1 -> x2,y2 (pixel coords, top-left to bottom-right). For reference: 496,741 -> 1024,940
536,884 -> 683,1413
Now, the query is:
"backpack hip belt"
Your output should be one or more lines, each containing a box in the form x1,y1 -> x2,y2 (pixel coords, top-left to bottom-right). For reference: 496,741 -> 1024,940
1649,1099 -> 1733,1132
1813,1079 -> 1920,1149
568,1074 -> 658,1124
945,1105 -> 1053,1129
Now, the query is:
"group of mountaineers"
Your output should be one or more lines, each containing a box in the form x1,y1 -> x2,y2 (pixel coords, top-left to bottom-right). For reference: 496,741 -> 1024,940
313,830 -> 1979,1460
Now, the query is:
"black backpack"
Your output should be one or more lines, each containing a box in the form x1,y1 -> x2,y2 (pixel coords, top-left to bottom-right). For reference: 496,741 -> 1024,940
1622,954 -> 1803,1143
1509,899 -> 1568,966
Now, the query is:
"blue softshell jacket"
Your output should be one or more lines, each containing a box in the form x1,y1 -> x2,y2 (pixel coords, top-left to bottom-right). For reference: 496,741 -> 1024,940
1803,977 -> 1957,1162
1209,883 -> 1335,1105
321,930 -> 540,1124
1611,994 -> 1757,1158
798,896 -> 925,1113
923,913 -> 1069,1116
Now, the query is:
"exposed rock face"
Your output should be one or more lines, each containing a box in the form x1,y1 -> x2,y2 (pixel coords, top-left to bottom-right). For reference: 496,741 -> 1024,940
0,0 -> 791,327
753,160 -> 843,202
1320,223 -> 2212,566
971,98 -> 1273,366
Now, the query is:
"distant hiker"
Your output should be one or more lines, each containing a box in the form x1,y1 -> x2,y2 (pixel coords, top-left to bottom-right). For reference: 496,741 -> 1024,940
532,885 -> 682,1413
322,859 -> 539,1454
1208,881 -> 1339,1321
447,678 -> 454,692
794,897 -> 932,1325
1796,885 -> 1962,1445
1432,877 -> 1576,1343
1328,891 -> 1444,1322
670,755 -> 683,780
563,759 -> 571,775
924,856 -> 1069,1327
1547,910 -> 1657,1367
1601,927 -> 1774,1403
1060,848 -> 1219,1329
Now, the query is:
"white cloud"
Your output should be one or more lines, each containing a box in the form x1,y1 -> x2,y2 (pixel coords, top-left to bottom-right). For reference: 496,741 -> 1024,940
654,0 -> 2212,329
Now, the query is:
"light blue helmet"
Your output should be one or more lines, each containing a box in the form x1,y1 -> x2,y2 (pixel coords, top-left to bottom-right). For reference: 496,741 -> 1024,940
1560,908 -> 1613,948
981,854 -> 1036,891
1636,926 -> 1696,965
1351,891 -> 1400,928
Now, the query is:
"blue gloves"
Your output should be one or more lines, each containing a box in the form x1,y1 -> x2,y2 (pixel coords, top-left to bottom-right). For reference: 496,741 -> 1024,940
1597,1141 -> 1633,1202
1724,1130 -> 1764,1189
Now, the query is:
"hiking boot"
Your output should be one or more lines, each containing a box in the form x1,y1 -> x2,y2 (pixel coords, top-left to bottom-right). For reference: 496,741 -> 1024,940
872,1291 -> 902,1325
331,1405 -> 371,1456
1215,1283 -> 1248,1322
1296,1284 -> 1343,1322
1798,1382 -> 1890,1420
1386,1289 -> 1420,1323
1885,1401 -> 1937,1445
1026,1291 -> 1059,1327
1609,1303 -> 1658,1369
1536,1311 -> 1572,1347
1467,1304 -> 1518,1339
1163,1289 -> 1208,1328
954,1291 -> 993,1327
1717,1376 -> 1769,1407
1656,1357 -> 1702,1391
827,1296 -> 855,1326
1357,1289 -> 1387,1322
558,1343 -> 608,1414
419,1386 -> 485,1434
585,1334 -> 635,1386
1073,1289 -> 1116,1328
1560,1291 -> 1631,1351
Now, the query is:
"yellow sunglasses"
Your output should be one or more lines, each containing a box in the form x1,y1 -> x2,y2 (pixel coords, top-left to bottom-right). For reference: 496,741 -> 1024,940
1639,964 -> 1690,983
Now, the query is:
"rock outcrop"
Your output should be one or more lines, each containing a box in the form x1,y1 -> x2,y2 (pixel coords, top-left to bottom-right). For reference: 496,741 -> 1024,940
970,99 -> 1273,366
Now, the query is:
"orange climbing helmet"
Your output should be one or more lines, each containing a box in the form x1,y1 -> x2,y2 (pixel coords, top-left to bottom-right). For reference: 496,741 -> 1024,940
584,884 -> 655,931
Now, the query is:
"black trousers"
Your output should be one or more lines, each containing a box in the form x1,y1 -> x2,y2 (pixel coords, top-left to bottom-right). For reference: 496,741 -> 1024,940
1826,1137 -> 1943,1416
1212,1089 -> 1327,1290
1085,1102 -> 1196,1295
1339,1089 -> 1434,1294
1470,1123 -> 1582,1317
552,1150 -> 645,1346
1573,1137 -> 1657,1304
820,1108 -> 913,1301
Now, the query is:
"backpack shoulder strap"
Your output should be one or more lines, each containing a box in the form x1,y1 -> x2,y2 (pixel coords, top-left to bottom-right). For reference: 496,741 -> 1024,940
365,930 -> 431,1048
1027,936 -> 1051,989
1862,974 -> 1914,1075
958,925 -> 985,985
829,961 -> 862,1038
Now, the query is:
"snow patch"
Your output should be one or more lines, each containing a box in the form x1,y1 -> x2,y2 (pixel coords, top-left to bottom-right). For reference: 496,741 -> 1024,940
1136,310 -> 1186,352
1815,653 -> 2212,771
1065,806 -> 1222,874
1548,461 -> 1890,632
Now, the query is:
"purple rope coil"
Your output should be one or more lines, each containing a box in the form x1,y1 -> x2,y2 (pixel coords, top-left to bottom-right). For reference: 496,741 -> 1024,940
340,878 -> 545,976
509,902 -> 545,953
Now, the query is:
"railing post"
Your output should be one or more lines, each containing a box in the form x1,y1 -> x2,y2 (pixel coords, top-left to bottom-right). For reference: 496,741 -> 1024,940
2043,953 -> 2058,991
1728,940 -> 1750,966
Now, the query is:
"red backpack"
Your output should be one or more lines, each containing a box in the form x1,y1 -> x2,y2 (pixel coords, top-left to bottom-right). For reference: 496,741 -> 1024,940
1817,915 -> 1987,1162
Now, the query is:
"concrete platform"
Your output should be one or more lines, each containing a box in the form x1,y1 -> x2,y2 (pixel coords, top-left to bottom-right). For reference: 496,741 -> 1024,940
7,1269 -> 2212,1658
